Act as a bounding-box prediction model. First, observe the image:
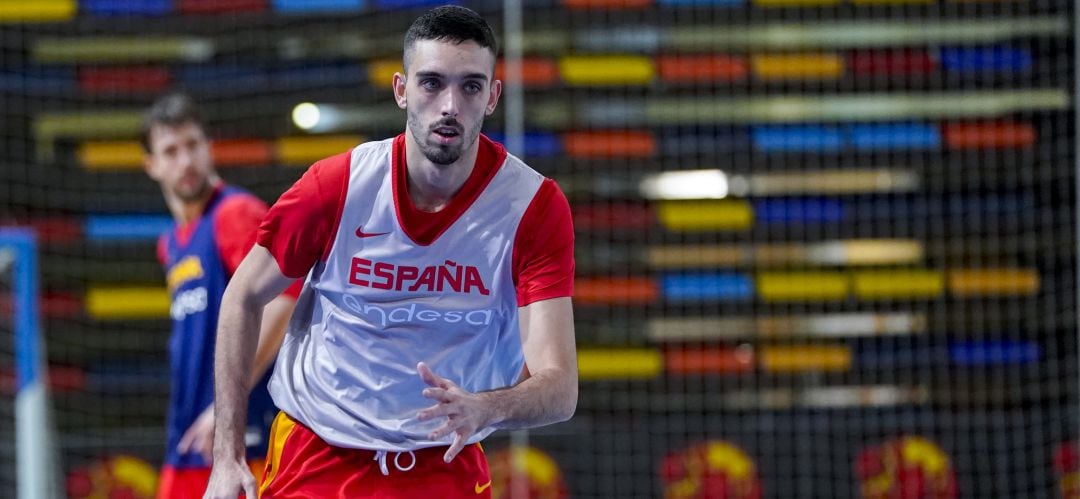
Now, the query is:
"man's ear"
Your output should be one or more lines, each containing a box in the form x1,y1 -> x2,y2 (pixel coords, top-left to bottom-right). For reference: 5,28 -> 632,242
143,153 -> 159,181
485,78 -> 502,116
393,72 -> 407,110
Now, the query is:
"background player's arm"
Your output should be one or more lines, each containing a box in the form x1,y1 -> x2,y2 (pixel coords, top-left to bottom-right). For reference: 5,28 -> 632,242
205,245 -> 294,499
176,293 -> 295,460
418,296 -> 577,462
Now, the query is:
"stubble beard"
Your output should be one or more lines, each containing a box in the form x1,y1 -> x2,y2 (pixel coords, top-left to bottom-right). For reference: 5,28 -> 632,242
407,109 -> 483,166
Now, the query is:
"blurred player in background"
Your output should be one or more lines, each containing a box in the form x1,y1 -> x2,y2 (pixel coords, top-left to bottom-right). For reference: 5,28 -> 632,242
204,6 -> 577,499
141,93 -> 299,499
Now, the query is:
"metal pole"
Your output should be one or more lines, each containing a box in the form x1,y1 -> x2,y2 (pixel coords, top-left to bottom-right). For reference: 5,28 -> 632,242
503,1 -> 529,498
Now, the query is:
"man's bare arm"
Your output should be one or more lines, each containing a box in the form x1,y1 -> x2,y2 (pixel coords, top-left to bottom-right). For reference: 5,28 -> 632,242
204,245 -> 293,498
417,296 -> 577,462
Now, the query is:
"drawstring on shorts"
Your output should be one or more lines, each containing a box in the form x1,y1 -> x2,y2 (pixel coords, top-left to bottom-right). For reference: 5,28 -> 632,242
373,450 -> 417,476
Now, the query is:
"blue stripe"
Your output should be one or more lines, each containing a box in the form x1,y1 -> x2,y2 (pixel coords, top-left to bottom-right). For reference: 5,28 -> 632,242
660,129 -> 752,156
753,126 -> 844,152
855,339 -> 947,369
950,340 -> 1040,365
176,63 -> 366,93
272,0 -> 364,12
375,0 -> 455,9
0,68 -> 76,96
486,132 -> 562,157
176,66 -> 270,93
848,123 -> 940,150
82,0 -> 171,15
940,46 -> 1033,72
754,198 -> 846,223
273,62 -> 367,88
85,215 -> 172,241
0,229 -> 40,391
848,194 -> 1031,220
662,272 -> 754,301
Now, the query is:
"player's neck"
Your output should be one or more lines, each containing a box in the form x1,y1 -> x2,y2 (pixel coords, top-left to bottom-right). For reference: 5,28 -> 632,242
164,181 -> 218,226
403,137 -> 479,213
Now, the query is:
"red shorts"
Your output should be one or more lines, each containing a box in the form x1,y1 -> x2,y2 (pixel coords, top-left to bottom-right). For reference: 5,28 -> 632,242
259,412 -> 492,499
157,460 -> 265,499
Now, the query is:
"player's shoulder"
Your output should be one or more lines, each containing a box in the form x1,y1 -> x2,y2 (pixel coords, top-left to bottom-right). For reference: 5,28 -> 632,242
498,149 -> 548,188
348,137 -> 395,168
218,186 -> 266,211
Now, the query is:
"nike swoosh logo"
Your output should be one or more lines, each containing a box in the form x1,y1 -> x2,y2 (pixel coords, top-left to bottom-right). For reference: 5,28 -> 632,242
475,480 -> 492,494
355,226 -> 389,238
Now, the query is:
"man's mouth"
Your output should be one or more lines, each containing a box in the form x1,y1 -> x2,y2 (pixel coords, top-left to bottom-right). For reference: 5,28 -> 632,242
432,126 -> 461,139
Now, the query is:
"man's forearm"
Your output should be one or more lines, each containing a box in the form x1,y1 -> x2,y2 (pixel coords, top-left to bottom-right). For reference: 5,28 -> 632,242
483,368 -> 577,430
212,285 -> 263,460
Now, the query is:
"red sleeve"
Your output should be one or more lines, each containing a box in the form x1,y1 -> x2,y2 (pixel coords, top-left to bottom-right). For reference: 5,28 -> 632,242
156,234 -> 167,267
213,194 -> 269,277
512,179 -> 575,307
257,151 -> 350,279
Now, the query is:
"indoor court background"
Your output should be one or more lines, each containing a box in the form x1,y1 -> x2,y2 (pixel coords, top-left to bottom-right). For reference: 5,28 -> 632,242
0,0 -> 1076,497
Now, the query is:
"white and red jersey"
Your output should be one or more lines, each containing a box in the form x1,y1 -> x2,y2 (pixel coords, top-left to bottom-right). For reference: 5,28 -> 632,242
256,134 -> 574,451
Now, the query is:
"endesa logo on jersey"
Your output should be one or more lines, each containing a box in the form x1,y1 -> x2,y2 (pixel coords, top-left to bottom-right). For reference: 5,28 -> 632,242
349,258 -> 491,296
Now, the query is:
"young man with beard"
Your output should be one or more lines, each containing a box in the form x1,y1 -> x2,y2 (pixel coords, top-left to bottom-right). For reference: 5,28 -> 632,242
203,6 -> 577,498
141,94 -> 299,498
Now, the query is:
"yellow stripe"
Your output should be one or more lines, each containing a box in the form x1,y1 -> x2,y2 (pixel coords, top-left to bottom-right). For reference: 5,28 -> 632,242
559,56 -> 655,86
0,1 -> 75,22
578,348 -> 662,379
35,110 -> 143,162
949,269 -> 1039,296
368,59 -> 402,89
259,412 -> 298,496
79,141 -> 145,170
657,200 -> 753,231
33,37 -> 213,63
761,346 -> 851,372
757,272 -> 848,301
853,270 -> 944,299
86,286 -> 170,319
647,245 -> 749,268
752,54 -> 844,80
275,136 -> 362,165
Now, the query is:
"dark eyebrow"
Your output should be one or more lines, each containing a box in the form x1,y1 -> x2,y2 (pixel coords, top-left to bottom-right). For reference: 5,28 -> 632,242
414,71 -> 489,81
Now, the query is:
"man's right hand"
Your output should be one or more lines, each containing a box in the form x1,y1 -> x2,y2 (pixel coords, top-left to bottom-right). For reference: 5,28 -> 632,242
202,459 -> 258,499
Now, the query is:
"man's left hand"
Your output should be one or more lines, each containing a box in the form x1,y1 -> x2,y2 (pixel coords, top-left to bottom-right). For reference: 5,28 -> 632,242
416,362 -> 495,463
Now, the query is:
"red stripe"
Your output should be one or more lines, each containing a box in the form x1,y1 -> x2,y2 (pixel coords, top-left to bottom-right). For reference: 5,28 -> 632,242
849,50 -> 935,75
563,130 -> 657,159
943,121 -> 1036,149
178,0 -> 267,13
496,58 -> 559,87
0,366 -> 86,394
575,277 -> 657,305
0,293 -> 82,319
212,139 -> 273,166
657,55 -> 748,83
573,203 -> 653,230
0,217 -> 81,244
79,67 -> 171,94
664,347 -> 754,374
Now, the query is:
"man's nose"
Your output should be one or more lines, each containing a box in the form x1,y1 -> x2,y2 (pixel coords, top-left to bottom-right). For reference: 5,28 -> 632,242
440,88 -> 460,117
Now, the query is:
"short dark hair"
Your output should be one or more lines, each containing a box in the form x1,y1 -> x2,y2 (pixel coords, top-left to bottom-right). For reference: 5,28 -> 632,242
140,93 -> 206,153
403,6 -> 498,71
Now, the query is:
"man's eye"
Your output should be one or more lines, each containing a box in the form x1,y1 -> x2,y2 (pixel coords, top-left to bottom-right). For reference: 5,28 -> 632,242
421,79 -> 440,90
